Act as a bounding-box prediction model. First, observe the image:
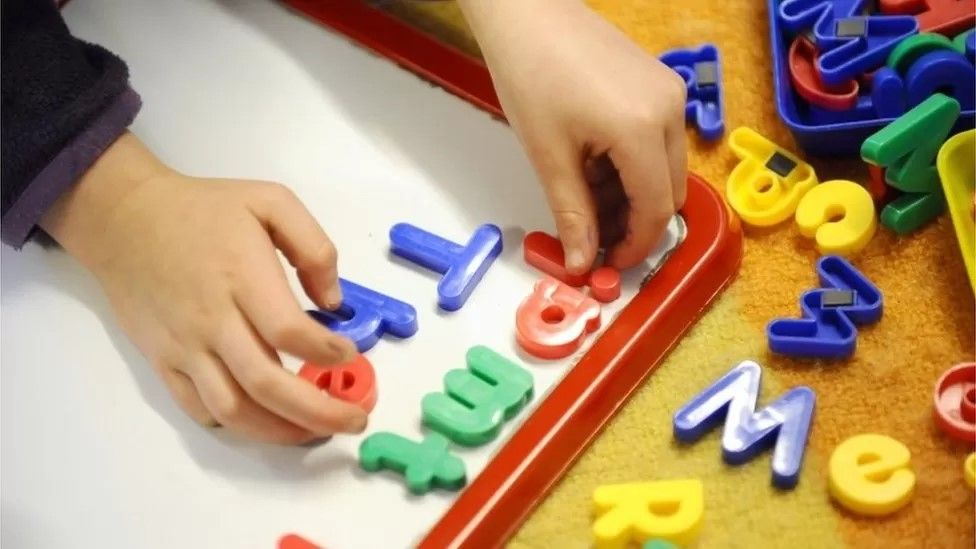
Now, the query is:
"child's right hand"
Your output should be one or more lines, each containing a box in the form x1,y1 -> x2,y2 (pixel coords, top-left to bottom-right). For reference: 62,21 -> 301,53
40,133 -> 367,444
459,0 -> 688,275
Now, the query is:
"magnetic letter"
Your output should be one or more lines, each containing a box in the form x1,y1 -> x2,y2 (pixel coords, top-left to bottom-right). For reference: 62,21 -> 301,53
359,432 -> 466,495
795,180 -> 877,256
389,222 -> 503,311
309,278 -> 417,352
828,433 -> 915,516
422,346 -> 534,446
673,360 -> 815,489
515,277 -> 601,360
592,479 -> 704,549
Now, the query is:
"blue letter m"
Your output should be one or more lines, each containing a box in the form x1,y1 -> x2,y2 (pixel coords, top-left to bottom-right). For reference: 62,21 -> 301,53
672,361 -> 816,489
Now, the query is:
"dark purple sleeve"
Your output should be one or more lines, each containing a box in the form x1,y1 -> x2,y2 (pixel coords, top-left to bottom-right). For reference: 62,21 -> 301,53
1,0 -> 142,248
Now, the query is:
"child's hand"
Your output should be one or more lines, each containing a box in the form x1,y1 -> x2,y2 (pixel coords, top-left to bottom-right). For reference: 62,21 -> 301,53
460,0 -> 688,274
41,133 -> 366,444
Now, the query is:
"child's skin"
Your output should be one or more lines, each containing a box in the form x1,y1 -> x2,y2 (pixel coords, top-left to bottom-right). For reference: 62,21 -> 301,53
39,0 -> 687,444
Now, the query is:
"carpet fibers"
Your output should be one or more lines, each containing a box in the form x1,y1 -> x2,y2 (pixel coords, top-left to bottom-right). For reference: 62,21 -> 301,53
378,2 -> 975,547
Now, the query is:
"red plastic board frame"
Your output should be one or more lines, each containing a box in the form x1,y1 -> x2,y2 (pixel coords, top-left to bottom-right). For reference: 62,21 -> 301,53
281,3 -> 743,547
424,174 -> 739,548
283,0 -> 504,118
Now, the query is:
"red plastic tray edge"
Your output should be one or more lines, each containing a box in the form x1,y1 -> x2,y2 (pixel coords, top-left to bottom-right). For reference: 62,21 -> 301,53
279,3 -> 743,547
282,0 -> 504,119
421,174 -> 741,549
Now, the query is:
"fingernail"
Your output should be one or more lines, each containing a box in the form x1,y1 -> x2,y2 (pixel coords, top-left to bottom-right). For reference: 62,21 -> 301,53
340,340 -> 358,362
567,248 -> 587,273
325,339 -> 358,364
347,413 -> 368,433
325,286 -> 343,309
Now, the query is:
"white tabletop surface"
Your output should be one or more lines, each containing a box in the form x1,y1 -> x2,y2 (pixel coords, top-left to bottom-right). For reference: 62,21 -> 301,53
0,2 -> 683,547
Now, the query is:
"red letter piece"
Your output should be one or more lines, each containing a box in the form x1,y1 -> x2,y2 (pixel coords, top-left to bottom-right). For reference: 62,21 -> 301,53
523,231 -> 589,287
516,277 -> 601,360
298,354 -> 378,413
788,36 -> 859,111
523,231 -> 623,303
880,0 -> 976,36
278,534 -> 322,549
866,164 -> 894,204
933,362 -> 976,442
589,267 -> 622,303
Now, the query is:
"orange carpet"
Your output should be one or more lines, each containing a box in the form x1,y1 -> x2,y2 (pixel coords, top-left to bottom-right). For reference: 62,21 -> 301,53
377,2 -> 976,547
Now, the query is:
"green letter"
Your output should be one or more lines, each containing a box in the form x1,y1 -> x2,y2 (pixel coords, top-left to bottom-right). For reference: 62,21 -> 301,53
422,345 -> 534,446
359,432 -> 466,495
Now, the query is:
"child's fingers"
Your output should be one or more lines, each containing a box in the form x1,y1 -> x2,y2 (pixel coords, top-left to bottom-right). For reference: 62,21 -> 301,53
299,266 -> 339,313
533,138 -> 599,275
159,367 -> 217,427
186,353 -> 317,445
662,68 -> 689,211
607,130 -> 675,269
232,238 -> 357,366
251,182 -> 343,310
586,155 -> 629,249
215,319 -> 368,436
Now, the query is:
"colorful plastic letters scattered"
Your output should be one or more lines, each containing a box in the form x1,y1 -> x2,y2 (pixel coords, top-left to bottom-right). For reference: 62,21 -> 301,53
778,0 -> 919,85
873,33 -> 976,115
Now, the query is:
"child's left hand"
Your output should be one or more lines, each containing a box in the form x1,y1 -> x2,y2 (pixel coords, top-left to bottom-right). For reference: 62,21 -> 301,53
459,0 -> 688,275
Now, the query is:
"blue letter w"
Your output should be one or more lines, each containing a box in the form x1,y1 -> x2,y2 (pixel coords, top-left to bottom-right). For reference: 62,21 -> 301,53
672,361 -> 816,489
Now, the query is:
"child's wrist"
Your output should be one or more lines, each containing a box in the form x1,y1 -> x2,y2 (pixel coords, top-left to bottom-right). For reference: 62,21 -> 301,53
458,0 -> 551,44
40,131 -> 173,270
458,0 -> 587,63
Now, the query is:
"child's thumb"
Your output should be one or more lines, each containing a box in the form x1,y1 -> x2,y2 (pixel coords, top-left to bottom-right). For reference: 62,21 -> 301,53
536,146 -> 598,276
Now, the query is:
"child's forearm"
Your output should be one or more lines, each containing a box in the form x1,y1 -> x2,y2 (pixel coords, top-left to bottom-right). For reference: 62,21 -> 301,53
457,0 -> 579,56
455,0 -> 510,38
1,0 -> 141,249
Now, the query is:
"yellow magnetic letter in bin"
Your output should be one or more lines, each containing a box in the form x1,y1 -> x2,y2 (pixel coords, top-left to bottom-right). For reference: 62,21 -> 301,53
592,478 -> 703,548
795,180 -> 877,256
829,434 -> 915,516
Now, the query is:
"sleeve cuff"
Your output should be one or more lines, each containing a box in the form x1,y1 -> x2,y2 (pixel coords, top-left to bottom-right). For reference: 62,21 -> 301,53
1,86 -> 142,249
